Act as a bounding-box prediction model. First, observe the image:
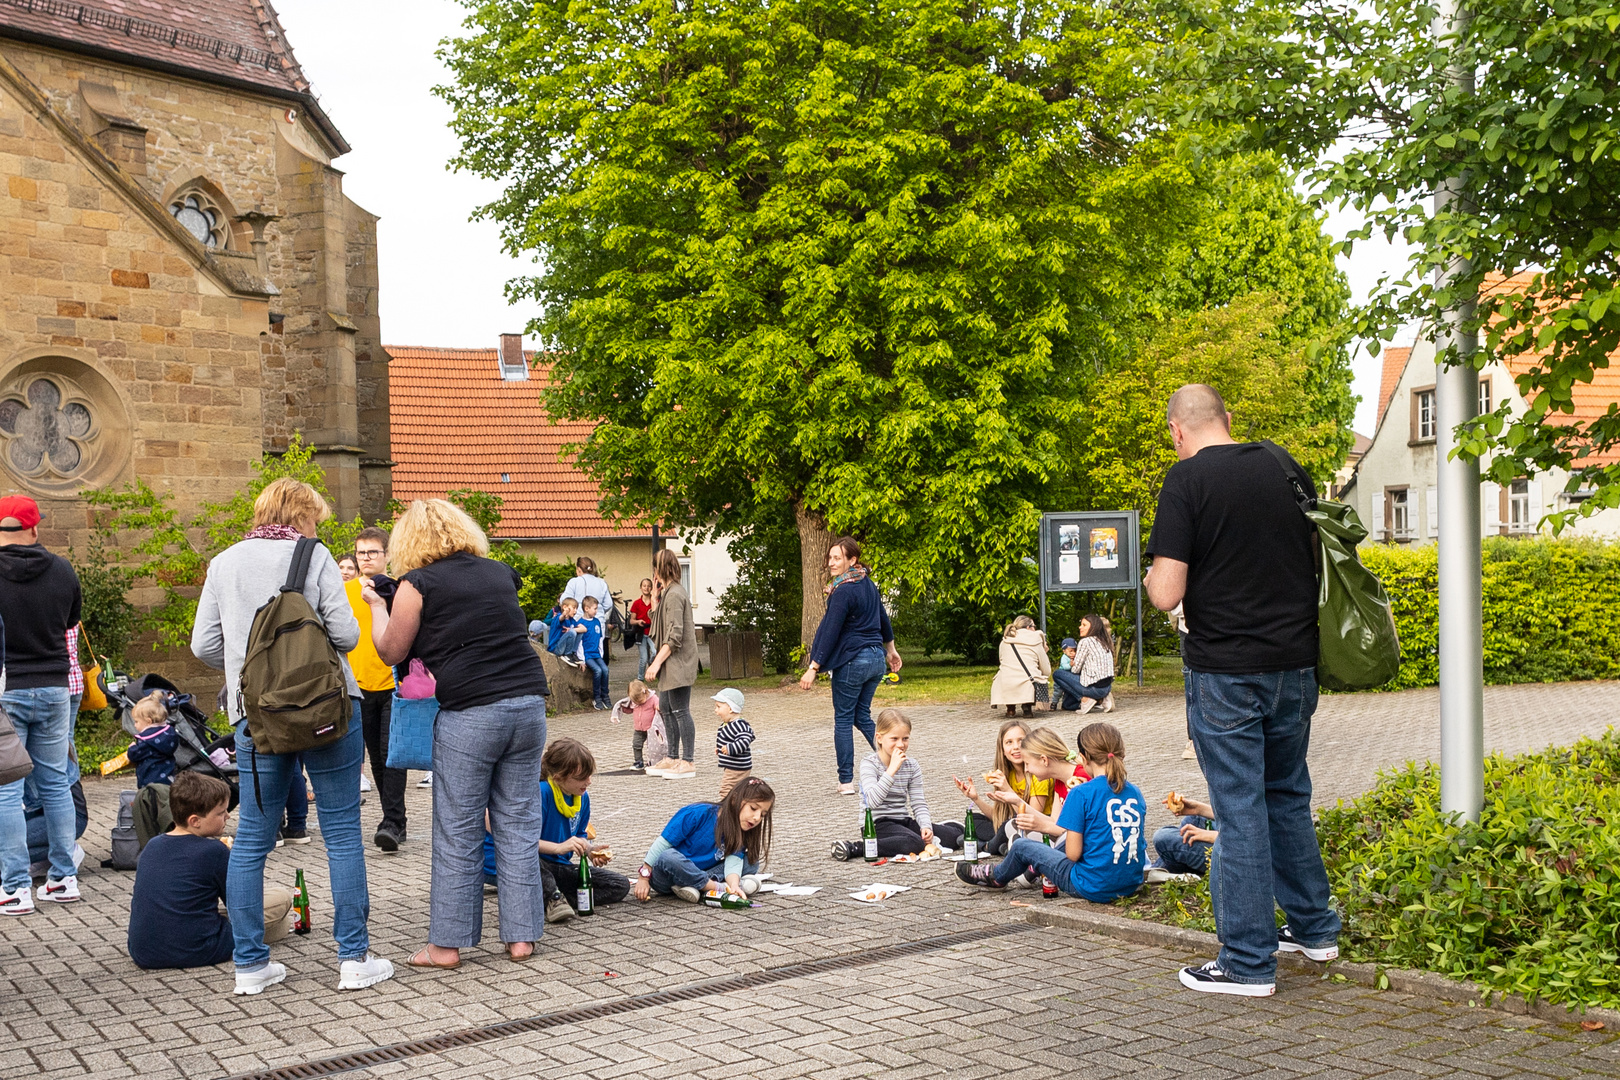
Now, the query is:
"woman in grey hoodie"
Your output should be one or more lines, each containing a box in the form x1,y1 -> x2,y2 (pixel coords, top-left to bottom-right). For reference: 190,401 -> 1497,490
191,478 -> 393,997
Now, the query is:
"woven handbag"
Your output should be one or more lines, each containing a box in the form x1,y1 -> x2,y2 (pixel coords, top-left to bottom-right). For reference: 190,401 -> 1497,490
387,693 -> 439,771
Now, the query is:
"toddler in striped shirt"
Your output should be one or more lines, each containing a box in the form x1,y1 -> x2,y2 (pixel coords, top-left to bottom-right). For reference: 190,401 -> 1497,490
710,687 -> 755,799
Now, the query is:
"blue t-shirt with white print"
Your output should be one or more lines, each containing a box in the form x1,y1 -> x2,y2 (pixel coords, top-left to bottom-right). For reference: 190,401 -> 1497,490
1055,775 -> 1146,901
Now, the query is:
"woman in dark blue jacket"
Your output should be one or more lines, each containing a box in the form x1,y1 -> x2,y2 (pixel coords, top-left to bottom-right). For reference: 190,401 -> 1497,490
799,537 -> 903,794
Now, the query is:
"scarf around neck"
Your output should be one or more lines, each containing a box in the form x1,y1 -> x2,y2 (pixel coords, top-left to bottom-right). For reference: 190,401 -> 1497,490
824,563 -> 869,596
549,782 -> 582,819
246,524 -> 302,542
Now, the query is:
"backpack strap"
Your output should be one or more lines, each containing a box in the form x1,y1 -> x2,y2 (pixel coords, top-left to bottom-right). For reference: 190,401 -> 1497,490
1260,441 -> 1317,515
282,536 -> 320,594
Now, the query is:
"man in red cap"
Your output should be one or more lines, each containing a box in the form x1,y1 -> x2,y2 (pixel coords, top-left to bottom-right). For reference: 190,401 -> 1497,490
0,494 -> 84,915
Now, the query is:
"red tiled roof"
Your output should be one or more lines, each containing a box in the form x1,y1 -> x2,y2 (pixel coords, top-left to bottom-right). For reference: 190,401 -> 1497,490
1376,346 -> 1413,427
385,345 -> 650,540
0,0 -> 348,152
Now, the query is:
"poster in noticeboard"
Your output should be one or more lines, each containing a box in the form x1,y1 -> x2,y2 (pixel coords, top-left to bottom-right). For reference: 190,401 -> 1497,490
1089,527 -> 1118,569
1040,511 -> 1137,593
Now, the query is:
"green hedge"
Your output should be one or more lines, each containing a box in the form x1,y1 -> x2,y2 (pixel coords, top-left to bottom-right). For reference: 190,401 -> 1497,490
1360,538 -> 1620,690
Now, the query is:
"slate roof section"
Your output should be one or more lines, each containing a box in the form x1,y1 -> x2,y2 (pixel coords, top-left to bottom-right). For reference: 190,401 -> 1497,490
386,345 -> 651,540
0,0 -> 348,153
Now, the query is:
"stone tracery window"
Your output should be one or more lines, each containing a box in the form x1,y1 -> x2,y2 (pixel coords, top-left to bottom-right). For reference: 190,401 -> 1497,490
169,189 -> 230,249
0,375 -> 96,480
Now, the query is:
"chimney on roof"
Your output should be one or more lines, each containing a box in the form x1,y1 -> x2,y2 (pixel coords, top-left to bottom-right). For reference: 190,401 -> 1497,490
498,333 -> 528,381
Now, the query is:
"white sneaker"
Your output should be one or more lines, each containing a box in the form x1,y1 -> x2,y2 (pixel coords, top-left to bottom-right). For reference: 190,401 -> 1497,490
234,962 -> 287,995
359,774 -> 373,792
1143,867 -> 1172,885
671,885 -> 702,904
739,875 -> 761,896
643,767 -> 671,777
72,844 -> 85,871
0,885 -> 34,916
37,875 -> 80,903
338,954 -> 395,990
417,773 -> 433,789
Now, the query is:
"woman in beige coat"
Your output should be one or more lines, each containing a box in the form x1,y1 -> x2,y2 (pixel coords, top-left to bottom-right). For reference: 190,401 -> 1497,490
990,616 -> 1052,718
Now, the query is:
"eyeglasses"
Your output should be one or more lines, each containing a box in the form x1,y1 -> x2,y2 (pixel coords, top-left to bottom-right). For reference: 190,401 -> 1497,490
355,549 -> 385,558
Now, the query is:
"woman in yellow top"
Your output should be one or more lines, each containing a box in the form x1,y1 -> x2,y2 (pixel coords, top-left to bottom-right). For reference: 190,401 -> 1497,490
950,720 -> 1056,857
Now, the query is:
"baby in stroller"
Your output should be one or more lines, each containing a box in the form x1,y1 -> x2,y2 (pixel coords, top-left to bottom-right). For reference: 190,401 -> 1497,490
127,692 -> 180,787
110,672 -> 240,803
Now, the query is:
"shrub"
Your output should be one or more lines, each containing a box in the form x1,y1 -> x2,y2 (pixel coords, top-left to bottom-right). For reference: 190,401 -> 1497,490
1360,538 -> 1620,690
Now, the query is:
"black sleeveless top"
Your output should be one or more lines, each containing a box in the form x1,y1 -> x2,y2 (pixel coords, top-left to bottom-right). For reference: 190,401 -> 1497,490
401,552 -> 549,711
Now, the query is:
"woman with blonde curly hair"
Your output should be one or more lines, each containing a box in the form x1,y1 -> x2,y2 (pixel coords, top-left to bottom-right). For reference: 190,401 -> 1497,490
362,498 -> 550,967
192,478 -> 392,995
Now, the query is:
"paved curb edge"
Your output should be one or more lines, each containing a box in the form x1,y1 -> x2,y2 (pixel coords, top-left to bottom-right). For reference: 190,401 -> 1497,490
1024,904 -> 1620,1030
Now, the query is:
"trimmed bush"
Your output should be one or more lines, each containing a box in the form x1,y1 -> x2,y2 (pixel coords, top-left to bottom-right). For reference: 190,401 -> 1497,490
1360,538 -> 1620,690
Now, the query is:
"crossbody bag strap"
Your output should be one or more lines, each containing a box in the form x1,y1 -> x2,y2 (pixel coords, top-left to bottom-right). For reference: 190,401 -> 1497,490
1011,641 -> 1044,684
1260,440 -> 1317,516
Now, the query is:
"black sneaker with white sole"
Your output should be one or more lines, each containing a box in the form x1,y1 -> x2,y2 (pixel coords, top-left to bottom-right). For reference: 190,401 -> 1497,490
830,840 -> 859,861
1276,924 -> 1339,962
1178,960 -> 1275,996
955,862 -> 1004,888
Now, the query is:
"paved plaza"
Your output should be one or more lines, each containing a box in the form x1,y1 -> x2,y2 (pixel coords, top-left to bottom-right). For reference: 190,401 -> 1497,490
5,677 -> 1620,1079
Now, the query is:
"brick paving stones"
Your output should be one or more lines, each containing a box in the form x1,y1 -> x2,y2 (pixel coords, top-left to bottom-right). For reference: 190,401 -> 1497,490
3,677 -> 1618,1078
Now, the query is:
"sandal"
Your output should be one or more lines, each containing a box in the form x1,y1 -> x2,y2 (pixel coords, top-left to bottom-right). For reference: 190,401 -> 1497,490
506,943 -> 536,962
408,947 -> 461,970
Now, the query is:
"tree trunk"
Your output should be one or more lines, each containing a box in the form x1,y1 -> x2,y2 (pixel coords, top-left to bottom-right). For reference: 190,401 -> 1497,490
796,500 -> 834,655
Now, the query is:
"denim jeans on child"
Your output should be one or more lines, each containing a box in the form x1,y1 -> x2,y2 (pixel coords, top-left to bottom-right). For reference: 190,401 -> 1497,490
637,636 -> 654,681
830,644 -> 885,784
228,704 -> 370,970
583,656 -> 610,702
1186,667 -> 1340,985
430,694 -> 547,948
988,835 -> 1135,902
647,847 -> 757,895
0,686 -> 78,888
1152,817 -> 1212,874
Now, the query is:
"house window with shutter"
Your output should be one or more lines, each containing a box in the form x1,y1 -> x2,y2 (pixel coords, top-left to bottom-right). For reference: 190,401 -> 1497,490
1385,487 -> 1411,540
1478,377 -> 1493,417
1412,388 -> 1436,442
1508,479 -> 1533,533
1426,485 -> 1438,538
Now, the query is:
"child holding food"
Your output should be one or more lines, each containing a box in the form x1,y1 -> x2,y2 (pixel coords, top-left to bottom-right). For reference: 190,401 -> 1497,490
632,778 -> 777,903
831,709 -> 968,860
949,720 -> 1051,857
1148,790 -> 1217,884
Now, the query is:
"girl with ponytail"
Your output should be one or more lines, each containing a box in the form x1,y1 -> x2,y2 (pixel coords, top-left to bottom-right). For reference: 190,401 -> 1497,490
956,722 -> 1147,903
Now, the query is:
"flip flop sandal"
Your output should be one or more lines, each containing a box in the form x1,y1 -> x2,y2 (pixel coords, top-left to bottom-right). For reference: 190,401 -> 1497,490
506,944 -> 537,962
408,948 -> 461,970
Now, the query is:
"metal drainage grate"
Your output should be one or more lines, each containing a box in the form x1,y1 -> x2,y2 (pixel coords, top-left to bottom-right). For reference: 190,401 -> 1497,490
223,923 -> 1030,1080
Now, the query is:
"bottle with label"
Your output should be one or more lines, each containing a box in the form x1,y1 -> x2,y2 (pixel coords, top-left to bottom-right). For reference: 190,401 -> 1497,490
576,851 -> 595,916
961,807 -> 979,861
293,868 -> 311,934
1040,835 -> 1059,899
862,807 -> 879,862
701,890 -> 752,910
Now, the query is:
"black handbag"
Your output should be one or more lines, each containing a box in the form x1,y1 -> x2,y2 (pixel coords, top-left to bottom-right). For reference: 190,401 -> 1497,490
1011,643 -> 1050,705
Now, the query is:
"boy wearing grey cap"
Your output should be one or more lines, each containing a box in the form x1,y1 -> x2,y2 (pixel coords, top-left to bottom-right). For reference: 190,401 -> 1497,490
711,688 -> 755,799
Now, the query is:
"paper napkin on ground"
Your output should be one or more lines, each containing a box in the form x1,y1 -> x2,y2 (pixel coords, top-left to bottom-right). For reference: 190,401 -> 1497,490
849,883 -> 911,904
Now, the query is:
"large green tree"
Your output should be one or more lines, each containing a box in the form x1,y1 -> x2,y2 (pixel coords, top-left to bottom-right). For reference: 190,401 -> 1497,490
439,0 -> 1353,645
1149,0 -> 1620,528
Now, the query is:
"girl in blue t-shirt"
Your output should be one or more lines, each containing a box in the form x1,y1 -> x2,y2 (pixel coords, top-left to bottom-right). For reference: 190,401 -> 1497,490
956,722 -> 1146,903
631,777 -> 776,904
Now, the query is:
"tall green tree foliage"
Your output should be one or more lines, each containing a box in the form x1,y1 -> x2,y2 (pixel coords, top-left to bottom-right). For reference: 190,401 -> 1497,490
440,0 -> 1237,645
1150,0 -> 1620,528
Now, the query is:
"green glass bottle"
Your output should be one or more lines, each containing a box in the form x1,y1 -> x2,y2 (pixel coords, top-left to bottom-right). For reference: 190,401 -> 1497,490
862,807 -> 879,862
702,889 -> 752,910
292,868 -> 311,935
961,807 -> 979,861
576,852 -> 595,916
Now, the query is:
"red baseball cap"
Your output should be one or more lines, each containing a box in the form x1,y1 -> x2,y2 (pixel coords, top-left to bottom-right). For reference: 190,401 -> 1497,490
0,494 -> 41,530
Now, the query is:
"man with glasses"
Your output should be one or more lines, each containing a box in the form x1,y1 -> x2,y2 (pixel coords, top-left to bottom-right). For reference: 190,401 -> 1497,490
345,527 -> 409,850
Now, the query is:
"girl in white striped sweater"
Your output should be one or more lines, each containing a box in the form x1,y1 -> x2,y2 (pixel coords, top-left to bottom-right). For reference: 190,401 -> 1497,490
831,710 -> 969,860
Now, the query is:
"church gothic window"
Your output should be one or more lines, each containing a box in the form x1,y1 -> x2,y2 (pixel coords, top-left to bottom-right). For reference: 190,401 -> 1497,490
169,189 -> 230,249
0,375 -> 96,481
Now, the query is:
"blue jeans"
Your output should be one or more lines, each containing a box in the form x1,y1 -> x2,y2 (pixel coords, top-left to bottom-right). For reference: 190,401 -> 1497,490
0,686 -> 77,887
583,656 -> 610,702
228,704 -> 369,970
283,755 -> 308,832
637,636 -> 654,680
830,644 -> 885,783
1153,818 -> 1212,875
1186,667 -> 1340,984
1052,670 -> 1111,710
431,694 -> 547,947
647,847 -> 757,895
989,836 -> 1116,901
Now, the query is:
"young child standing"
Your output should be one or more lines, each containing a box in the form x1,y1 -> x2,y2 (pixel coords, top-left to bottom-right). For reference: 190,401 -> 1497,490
832,709 -> 967,860
612,679 -> 660,771
632,778 -> 776,903
956,721 -> 1145,903
126,690 -> 178,788
127,772 -> 297,972
579,595 -> 611,709
710,687 -> 755,798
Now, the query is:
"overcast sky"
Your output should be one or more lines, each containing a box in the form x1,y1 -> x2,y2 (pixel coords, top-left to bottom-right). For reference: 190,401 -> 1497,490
273,0 -> 1414,437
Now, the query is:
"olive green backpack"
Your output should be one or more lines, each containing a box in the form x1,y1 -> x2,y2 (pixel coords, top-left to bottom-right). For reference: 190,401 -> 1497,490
1262,442 -> 1402,692
239,537 -> 350,760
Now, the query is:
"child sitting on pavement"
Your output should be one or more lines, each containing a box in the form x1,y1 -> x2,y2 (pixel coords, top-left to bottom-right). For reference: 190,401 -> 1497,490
710,687 -> 755,798
611,679 -> 660,771
832,709 -> 968,860
127,772 -> 296,970
632,778 -> 776,904
1147,791 -> 1218,884
126,690 -> 178,788
579,595 -> 611,710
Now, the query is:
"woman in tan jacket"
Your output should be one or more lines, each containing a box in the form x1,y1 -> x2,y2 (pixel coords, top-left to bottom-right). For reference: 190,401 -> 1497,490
990,616 -> 1052,718
644,548 -> 699,779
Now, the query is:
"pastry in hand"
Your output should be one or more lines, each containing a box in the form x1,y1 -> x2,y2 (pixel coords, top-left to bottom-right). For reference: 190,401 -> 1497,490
1165,790 -> 1185,815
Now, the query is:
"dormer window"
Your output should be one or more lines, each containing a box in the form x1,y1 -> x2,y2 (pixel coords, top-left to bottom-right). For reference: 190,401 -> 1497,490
170,190 -> 229,249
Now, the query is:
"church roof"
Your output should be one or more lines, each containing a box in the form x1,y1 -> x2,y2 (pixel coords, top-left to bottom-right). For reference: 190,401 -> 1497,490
385,344 -> 652,540
0,0 -> 348,153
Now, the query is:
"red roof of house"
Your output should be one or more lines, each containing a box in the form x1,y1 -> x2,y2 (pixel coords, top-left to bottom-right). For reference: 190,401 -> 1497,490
1376,346 -> 1413,427
385,345 -> 650,540
0,0 -> 347,152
